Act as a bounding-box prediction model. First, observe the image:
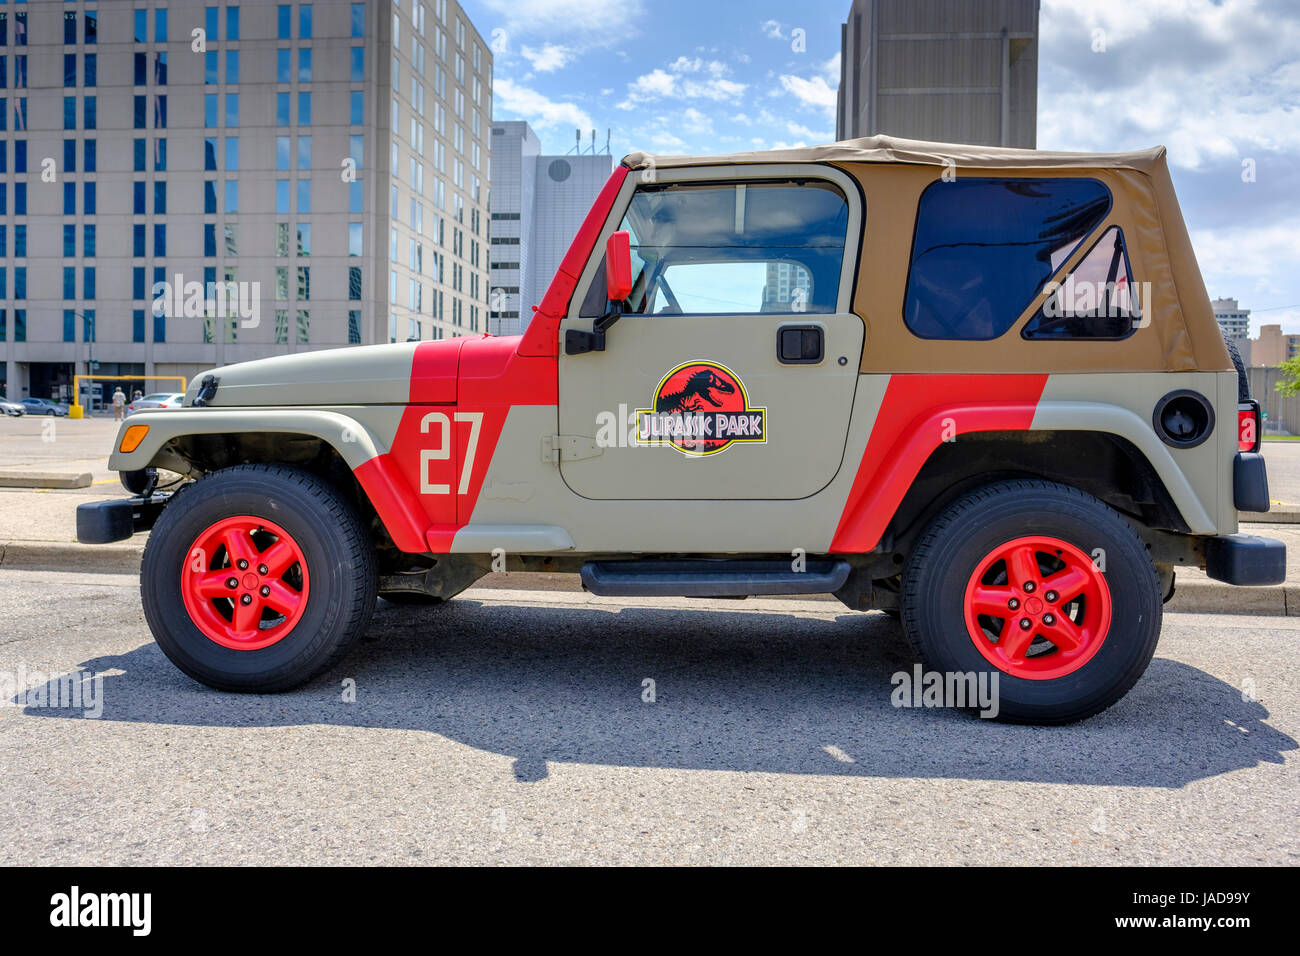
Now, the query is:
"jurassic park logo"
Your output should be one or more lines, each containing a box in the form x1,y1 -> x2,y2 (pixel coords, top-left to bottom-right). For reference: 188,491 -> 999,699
635,361 -> 767,456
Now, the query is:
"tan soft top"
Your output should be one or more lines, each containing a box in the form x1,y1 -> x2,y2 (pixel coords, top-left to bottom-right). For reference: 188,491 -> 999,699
618,135 -> 1229,375
622,134 -> 1169,176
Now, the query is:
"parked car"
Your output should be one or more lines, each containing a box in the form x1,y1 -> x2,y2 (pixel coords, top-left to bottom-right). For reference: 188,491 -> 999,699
21,398 -> 69,417
0,394 -> 24,416
77,135 -> 1284,723
126,393 -> 186,416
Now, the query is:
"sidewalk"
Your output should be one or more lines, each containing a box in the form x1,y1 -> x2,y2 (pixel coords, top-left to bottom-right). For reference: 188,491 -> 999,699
1,480 -> 1297,613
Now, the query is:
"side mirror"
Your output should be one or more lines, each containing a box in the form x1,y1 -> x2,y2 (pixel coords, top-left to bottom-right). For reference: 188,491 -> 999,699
565,231 -> 634,356
605,230 -> 633,303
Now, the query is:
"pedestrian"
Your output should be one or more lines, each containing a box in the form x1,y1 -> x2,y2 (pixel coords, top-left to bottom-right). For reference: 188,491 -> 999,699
112,386 -> 126,421
133,390 -> 143,402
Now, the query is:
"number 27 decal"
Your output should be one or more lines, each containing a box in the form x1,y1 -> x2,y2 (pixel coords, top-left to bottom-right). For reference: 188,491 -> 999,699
419,411 -> 483,496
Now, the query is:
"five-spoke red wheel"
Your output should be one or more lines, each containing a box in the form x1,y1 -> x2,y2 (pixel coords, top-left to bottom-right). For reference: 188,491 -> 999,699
963,535 -> 1112,680
180,516 -> 310,651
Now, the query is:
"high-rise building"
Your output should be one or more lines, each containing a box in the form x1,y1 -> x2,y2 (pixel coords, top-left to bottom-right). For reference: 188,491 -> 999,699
837,0 -> 1039,147
488,121 -> 614,335
1,0 -> 493,406
1212,297 -> 1250,340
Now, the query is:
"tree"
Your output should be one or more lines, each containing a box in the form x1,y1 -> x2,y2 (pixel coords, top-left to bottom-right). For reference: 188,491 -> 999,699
1278,355 -> 1300,396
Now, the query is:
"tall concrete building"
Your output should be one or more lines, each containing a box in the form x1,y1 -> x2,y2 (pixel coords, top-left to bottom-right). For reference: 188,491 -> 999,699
1212,297 -> 1250,339
1,0 -> 492,406
837,0 -> 1039,147
488,121 -> 614,335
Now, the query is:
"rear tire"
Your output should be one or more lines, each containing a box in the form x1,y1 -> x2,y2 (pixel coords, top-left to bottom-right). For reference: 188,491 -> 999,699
901,480 -> 1161,724
142,464 -> 377,692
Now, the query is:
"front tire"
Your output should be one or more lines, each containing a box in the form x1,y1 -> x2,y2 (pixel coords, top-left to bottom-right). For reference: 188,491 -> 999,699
142,464 -> 377,692
901,480 -> 1161,723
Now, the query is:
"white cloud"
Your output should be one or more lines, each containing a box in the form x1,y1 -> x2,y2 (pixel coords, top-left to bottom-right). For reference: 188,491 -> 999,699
520,43 -> 572,73
619,58 -> 747,108
494,78 -> 594,131
761,19 -> 783,40
778,74 -> 838,117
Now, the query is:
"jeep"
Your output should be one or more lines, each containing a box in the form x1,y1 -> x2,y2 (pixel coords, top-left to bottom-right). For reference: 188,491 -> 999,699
77,135 -> 1285,723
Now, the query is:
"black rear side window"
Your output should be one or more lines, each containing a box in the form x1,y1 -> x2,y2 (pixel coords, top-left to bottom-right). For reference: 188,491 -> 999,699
903,177 -> 1112,340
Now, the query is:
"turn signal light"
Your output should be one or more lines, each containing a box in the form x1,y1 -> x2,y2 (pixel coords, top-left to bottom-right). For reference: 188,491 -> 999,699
120,424 -> 150,454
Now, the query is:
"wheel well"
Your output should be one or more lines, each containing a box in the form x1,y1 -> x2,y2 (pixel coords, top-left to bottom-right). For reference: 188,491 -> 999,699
882,430 -> 1190,554
163,432 -> 404,563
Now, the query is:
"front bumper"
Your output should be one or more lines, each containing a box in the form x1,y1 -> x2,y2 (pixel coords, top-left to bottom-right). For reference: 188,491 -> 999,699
75,493 -> 172,544
1204,533 -> 1286,586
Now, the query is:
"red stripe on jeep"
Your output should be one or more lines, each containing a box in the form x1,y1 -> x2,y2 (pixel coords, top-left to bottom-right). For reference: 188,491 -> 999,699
830,374 -> 1049,554
409,337 -> 464,404
355,335 -> 560,554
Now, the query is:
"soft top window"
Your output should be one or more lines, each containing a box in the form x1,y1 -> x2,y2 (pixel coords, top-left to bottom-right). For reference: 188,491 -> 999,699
581,179 -> 849,317
903,177 -> 1112,340
1022,226 -> 1141,340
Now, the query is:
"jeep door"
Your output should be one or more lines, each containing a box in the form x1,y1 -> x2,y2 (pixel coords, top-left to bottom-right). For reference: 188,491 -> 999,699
556,166 -> 865,500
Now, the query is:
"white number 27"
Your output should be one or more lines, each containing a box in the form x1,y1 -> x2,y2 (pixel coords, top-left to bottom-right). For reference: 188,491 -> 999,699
419,411 -> 483,495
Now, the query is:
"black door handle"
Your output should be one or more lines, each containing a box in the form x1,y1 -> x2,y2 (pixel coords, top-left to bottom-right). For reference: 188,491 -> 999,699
777,325 -> 824,364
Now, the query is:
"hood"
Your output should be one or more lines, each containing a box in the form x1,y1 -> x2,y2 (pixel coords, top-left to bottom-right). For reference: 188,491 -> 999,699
186,340 -> 465,407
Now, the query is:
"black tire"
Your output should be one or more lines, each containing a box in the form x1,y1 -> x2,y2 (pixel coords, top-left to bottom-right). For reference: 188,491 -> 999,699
141,464 -> 377,692
1224,336 -> 1250,402
901,479 -> 1161,724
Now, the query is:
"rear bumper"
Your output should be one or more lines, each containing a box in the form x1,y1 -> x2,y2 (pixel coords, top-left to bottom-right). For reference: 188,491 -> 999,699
75,493 -> 172,544
1204,533 -> 1286,586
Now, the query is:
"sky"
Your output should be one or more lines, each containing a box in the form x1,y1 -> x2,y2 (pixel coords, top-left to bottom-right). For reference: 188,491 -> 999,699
464,0 -> 1300,335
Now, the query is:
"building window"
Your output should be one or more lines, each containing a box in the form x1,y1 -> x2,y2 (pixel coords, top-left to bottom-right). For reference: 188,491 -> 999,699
225,93 -> 238,127
226,137 -> 238,170
298,92 -> 311,125
296,224 -> 311,257
300,5 -> 313,40
85,139 -> 97,172
134,94 -> 147,129
204,223 -> 216,258
297,267 -> 310,300
296,310 -> 310,344
349,268 -> 362,300
297,180 -> 310,214
276,267 -> 289,300
204,180 -> 217,214
85,54 -> 97,87
154,138 -> 166,171
65,12 -> 78,45
84,96 -> 97,130
153,314 -> 166,344
205,51 -> 218,85
276,92 -> 290,126
84,269 -> 96,300
277,6 -> 291,40
83,225 -> 94,258
64,54 -> 76,88
297,136 -> 311,170
227,7 -> 240,42
349,180 -> 363,214
134,224 -> 147,257
348,309 -> 362,344
154,181 -> 166,214
276,136 -> 290,170
64,310 -> 75,342
349,223 -> 363,257
64,224 -> 76,257
299,48 -> 312,83
351,48 -> 364,81
225,181 -> 238,213
155,10 -> 168,43
63,269 -> 76,301
226,50 -> 239,84
275,309 -> 289,345
154,224 -> 166,257
64,96 -> 76,130
204,137 -> 217,170
350,91 -> 364,125
85,10 -> 98,45
133,310 -> 146,344
276,180 -> 289,214
276,48 -> 290,83
352,4 -> 365,37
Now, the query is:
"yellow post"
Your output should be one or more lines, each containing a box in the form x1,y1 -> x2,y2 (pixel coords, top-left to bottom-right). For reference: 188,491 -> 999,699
69,374 -> 188,420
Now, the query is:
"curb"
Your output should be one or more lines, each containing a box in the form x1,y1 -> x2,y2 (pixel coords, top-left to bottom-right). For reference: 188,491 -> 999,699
0,539 -> 1294,615
1245,507 -> 1300,524
0,471 -> 92,490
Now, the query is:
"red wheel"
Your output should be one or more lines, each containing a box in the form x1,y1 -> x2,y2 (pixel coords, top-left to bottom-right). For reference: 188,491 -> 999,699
962,535 -> 1112,680
180,516 -> 310,651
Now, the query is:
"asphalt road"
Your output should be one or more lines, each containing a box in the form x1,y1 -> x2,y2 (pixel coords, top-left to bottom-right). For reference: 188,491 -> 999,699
1,569 -> 1295,865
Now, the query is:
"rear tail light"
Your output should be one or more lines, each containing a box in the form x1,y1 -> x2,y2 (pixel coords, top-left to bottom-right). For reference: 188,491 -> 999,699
1238,400 -> 1261,453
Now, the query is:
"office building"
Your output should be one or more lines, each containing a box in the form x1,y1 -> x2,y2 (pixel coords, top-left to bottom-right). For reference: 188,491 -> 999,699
837,0 -> 1039,147
1,0 -> 492,405
488,121 -> 614,335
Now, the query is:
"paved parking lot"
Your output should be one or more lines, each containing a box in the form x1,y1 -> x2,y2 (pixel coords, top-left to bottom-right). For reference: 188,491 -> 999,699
1,569 -> 1295,865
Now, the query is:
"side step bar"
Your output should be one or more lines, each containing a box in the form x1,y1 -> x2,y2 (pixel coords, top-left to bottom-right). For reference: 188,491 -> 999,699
580,559 -> 852,598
